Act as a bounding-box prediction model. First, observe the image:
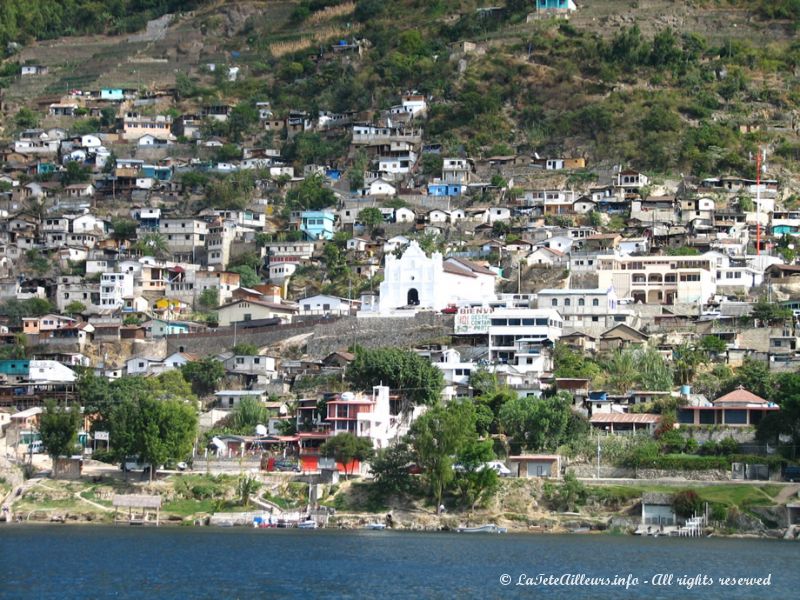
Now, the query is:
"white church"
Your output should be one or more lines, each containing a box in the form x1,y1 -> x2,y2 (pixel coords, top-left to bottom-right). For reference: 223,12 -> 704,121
374,241 -> 497,315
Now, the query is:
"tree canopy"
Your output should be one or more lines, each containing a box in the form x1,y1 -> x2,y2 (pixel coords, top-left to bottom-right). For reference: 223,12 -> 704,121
346,347 -> 444,407
319,433 -> 374,476
108,396 -> 197,481
39,400 -> 81,460
499,393 -> 588,452
181,359 -> 226,396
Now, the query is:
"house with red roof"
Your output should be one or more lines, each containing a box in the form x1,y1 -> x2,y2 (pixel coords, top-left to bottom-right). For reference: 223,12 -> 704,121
677,386 -> 779,427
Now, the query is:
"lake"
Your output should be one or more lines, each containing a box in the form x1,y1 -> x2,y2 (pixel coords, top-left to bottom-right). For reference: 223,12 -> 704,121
1,526 -> 798,599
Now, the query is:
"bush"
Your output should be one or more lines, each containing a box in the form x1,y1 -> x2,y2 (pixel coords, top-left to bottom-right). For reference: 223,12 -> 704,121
709,503 -> 727,522
673,489 -> 702,518
718,437 -> 740,456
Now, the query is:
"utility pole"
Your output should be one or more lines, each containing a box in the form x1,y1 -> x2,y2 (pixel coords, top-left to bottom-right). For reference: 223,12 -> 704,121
756,147 -> 762,256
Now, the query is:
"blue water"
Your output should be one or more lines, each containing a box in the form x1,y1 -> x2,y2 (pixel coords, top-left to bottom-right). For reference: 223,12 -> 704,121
1,526 -> 798,599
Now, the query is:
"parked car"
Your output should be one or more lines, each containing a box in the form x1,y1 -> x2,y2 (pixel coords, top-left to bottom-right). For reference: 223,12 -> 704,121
441,304 -> 459,314
482,461 -> 512,477
274,459 -> 300,472
785,466 -> 800,482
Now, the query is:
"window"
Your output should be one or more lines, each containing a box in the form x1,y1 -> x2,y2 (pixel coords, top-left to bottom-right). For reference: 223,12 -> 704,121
244,314 -> 252,321
564,299 -> 571,307
551,299 -> 558,306
592,299 -> 599,307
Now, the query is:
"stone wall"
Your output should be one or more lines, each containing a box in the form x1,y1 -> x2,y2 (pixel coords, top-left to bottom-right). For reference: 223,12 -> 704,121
165,320 -> 324,356
166,313 -> 456,358
567,464 -> 733,481
306,313 -> 455,358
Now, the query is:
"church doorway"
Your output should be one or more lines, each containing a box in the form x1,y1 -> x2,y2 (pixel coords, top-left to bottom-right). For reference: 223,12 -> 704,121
407,288 -> 420,306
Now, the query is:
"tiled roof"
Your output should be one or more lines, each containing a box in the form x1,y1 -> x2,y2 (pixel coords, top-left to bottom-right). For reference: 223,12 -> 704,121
713,386 -> 768,405
589,413 -> 661,424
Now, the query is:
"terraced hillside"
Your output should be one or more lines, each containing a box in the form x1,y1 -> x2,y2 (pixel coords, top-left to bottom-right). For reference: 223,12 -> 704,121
1,0 -> 799,182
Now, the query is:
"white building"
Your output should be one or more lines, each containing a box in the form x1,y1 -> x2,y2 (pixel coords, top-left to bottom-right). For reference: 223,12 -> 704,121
375,242 -> 496,315
327,386 -> 421,450
485,308 -> 562,365
596,253 -> 717,304
99,272 -> 134,310
536,288 -> 629,328
299,294 -> 359,316
27,360 -> 76,384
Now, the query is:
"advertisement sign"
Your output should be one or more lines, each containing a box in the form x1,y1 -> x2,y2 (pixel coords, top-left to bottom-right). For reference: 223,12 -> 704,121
454,307 -> 493,335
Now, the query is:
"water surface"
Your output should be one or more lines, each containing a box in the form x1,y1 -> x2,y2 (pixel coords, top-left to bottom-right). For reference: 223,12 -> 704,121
1,526 -> 797,599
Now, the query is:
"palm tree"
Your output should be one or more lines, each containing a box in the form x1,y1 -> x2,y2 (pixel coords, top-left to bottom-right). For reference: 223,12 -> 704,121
604,349 -> 637,394
134,233 -> 169,258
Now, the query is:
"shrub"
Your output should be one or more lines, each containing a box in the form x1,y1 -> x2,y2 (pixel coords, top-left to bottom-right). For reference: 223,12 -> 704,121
672,489 -> 702,518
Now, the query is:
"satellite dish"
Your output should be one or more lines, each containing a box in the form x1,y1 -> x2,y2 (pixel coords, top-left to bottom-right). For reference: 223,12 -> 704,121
255,424 -> 267,436
341,392 -> 355,401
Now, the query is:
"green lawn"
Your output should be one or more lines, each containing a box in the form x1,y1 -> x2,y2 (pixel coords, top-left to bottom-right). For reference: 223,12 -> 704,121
589,483 -> 782,510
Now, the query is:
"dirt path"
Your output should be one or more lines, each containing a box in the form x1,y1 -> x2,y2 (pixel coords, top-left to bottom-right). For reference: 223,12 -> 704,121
774,484 -> 800,504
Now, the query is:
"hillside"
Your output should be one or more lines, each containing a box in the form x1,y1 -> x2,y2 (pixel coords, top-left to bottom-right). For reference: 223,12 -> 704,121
2,0 -> 800,179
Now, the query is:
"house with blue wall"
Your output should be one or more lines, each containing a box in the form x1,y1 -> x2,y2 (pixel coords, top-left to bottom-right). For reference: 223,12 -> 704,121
142,164 -> 173,181
536,0 -> 577,12
427,182 -> 463,197
100,88 -> 125,101
0,359 -> 30,378
300,211 -> 335,240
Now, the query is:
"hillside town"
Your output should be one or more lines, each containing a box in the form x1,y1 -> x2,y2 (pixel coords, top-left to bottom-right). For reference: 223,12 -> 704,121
0,3 -> 799,540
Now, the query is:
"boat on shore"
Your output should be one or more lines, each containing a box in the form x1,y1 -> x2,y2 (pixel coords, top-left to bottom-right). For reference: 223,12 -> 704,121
456,524 -> 507,534
364,523 -> 387,530
298,519 -> 318,529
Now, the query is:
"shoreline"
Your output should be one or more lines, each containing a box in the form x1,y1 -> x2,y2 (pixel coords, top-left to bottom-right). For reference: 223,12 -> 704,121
1,515 -> 792,540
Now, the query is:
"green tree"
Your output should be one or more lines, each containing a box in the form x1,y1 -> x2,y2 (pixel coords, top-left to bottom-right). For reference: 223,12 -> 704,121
135,233 -> 169,258
673,343 -> 706,386
699,335 -> 727,356
181,358 -> 226,396
499,393 -> 586,451
110,218 -> 138,241
198,287 -> 219,311
408,401 -> 477,509
228,397 -> 267,433
635,348 -> 674,391
369,440 -> 417,498
61,161 -> 91,185
452,437 -> 498,509
229,265 -> 261,288
751,298 -> 792,326
15,107 -> 38,129
358,207 -> 384,231
231,343 -> 259,356
604,349 -> 638,393
319,433 -> 374,476
228,102 -> 259,142
237,475 -> 261,508
39,401 -> 81,463
672,489 -> 702,518
728,357 -> 773,399
0,298 -> 54,326
285,174 -> 336,211
65,301 -> 86,316
553,343 -> 602,380
347,347 -> 444,408
544,472 -> 587,512
109,396 -> 197,482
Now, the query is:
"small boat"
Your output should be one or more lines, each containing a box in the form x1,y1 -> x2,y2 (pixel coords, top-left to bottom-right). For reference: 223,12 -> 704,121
456,524 -> 507,534
570,527 -> 590,534
298,519 -> 318,529
364,523 -> 387,530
